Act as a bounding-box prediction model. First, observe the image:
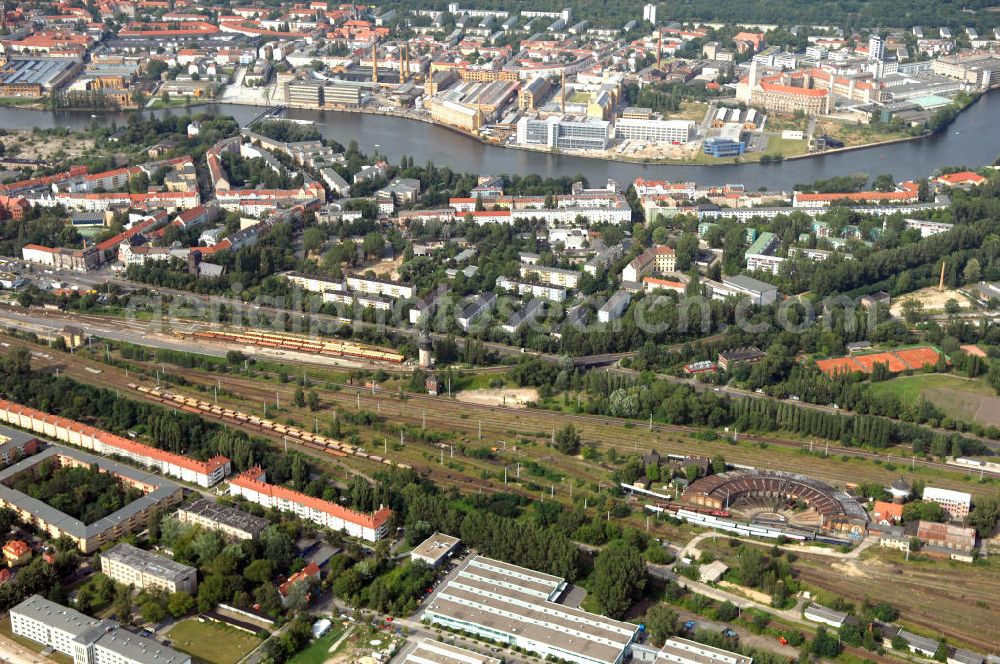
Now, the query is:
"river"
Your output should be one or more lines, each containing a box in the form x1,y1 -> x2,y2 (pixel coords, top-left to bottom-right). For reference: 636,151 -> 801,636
2,93 -> 998,190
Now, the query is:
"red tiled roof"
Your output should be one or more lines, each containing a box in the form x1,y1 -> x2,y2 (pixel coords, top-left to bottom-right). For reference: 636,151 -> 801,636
937,171 -> 986,185
231,467 -> 392,530
0,398 -> 230,476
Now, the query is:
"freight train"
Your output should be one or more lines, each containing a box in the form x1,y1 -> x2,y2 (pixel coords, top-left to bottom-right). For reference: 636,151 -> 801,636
129,383 -> 410,469
191,329 -> 406,363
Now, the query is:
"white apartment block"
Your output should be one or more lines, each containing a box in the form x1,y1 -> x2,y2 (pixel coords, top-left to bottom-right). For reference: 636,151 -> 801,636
496,276 -> 567,302
345,275 -> 415,299
519,263 -> 581,289
101,543 -> 198,594
11,595 -> 190,664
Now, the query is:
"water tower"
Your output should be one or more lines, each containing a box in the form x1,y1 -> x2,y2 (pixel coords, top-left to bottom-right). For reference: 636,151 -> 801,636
417,332 -> 433,369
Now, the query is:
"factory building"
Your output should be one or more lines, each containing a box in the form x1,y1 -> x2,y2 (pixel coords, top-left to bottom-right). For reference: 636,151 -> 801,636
423,555 -> 640,664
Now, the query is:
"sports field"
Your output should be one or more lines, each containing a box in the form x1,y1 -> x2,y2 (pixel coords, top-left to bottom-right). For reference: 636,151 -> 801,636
869,373 -> 1000,425
167,619 -> 260,664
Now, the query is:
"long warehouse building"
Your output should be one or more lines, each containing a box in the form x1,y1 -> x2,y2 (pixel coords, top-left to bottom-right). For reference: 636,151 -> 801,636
0,398 -> 231,487
422,555 -> 640,664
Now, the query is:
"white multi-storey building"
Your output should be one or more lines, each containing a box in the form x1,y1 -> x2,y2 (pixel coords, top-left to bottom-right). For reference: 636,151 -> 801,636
101,543 -> 198,594
11,595 -> 190,664
615,119 -> 694,143
922,487 -> 972,521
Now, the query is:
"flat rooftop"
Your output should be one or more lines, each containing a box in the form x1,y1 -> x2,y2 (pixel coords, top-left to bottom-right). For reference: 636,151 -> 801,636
103,543 -> 195,582
657,637 -> 753,664
424,555 -> 638,664
0,445 -> 182,541
177,498 -> 268,536
404,638 -> 501,664
411,532 -> 460,563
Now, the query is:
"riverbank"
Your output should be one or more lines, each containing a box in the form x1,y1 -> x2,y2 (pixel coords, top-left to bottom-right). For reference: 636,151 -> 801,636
3,94 -> 998,190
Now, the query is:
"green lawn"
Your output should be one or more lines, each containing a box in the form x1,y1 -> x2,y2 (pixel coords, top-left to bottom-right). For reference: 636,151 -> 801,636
167,619 -> 261,664
868,373 -> 998,423
288,625 -> 346,664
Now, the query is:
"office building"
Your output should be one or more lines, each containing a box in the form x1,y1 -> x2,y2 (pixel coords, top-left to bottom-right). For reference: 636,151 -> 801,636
411,533 -> 461,567
176,498 -> 268,540
703,137 -> 745,158
11,595 -> 190,664
423,555 -> 639,664
286,80 -> 324,107
101,543 -> 198,594
616,119 -> 694,144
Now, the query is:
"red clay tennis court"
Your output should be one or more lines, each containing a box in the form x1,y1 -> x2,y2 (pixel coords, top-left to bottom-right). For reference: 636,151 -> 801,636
816,347 -> 943,376
895,347 -> 943,369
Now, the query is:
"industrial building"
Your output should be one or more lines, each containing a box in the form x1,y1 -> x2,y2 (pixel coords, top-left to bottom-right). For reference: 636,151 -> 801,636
11,595 -> 190,664
101,543 -> 198,594
651,637 -> 753,664
922,487 -> 972,521
423,555 -> 640,664
176,498 -> 268,540
404,638 -> 501,664
0,59 -> 79,97
0,446 -> 184,553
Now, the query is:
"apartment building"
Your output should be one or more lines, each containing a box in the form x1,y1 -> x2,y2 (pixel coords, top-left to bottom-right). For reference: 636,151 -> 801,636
0,399 -> 231,488
519,263 -> 581,289
176,498 -> 268,540
229,467 -> 392,541
345,275 -> 415,299
11,595 -> 190,664
101,543 -> 198,594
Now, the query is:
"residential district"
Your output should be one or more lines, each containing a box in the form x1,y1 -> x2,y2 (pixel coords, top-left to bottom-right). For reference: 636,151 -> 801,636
0,0 -> 998,160
0,1 -> 997,664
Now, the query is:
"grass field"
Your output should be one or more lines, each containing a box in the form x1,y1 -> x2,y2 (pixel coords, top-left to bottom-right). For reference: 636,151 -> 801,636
288,625 -> 346,664
167,619 -> 261,664
869,373 -> 1000,425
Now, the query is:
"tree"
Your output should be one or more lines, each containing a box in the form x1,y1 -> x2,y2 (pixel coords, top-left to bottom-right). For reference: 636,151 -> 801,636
167,591 -> 195,618
645,605 -> 678,646
811,626 -> 842,658
901,298 -> 924,324
675,233 -> 699,271
554,424 -> 581,455
139,596 -> 167,623
963,258 -> 981,284
244,559 -> 274,584
711,455 -> 726,474
590,540 -> 646,619
934,641 -> 949,662
293,387 -> 306,408
307,390 -> 320,411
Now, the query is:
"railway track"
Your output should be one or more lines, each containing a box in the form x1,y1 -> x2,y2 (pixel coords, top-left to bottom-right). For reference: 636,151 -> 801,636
127,383 -> 411,470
